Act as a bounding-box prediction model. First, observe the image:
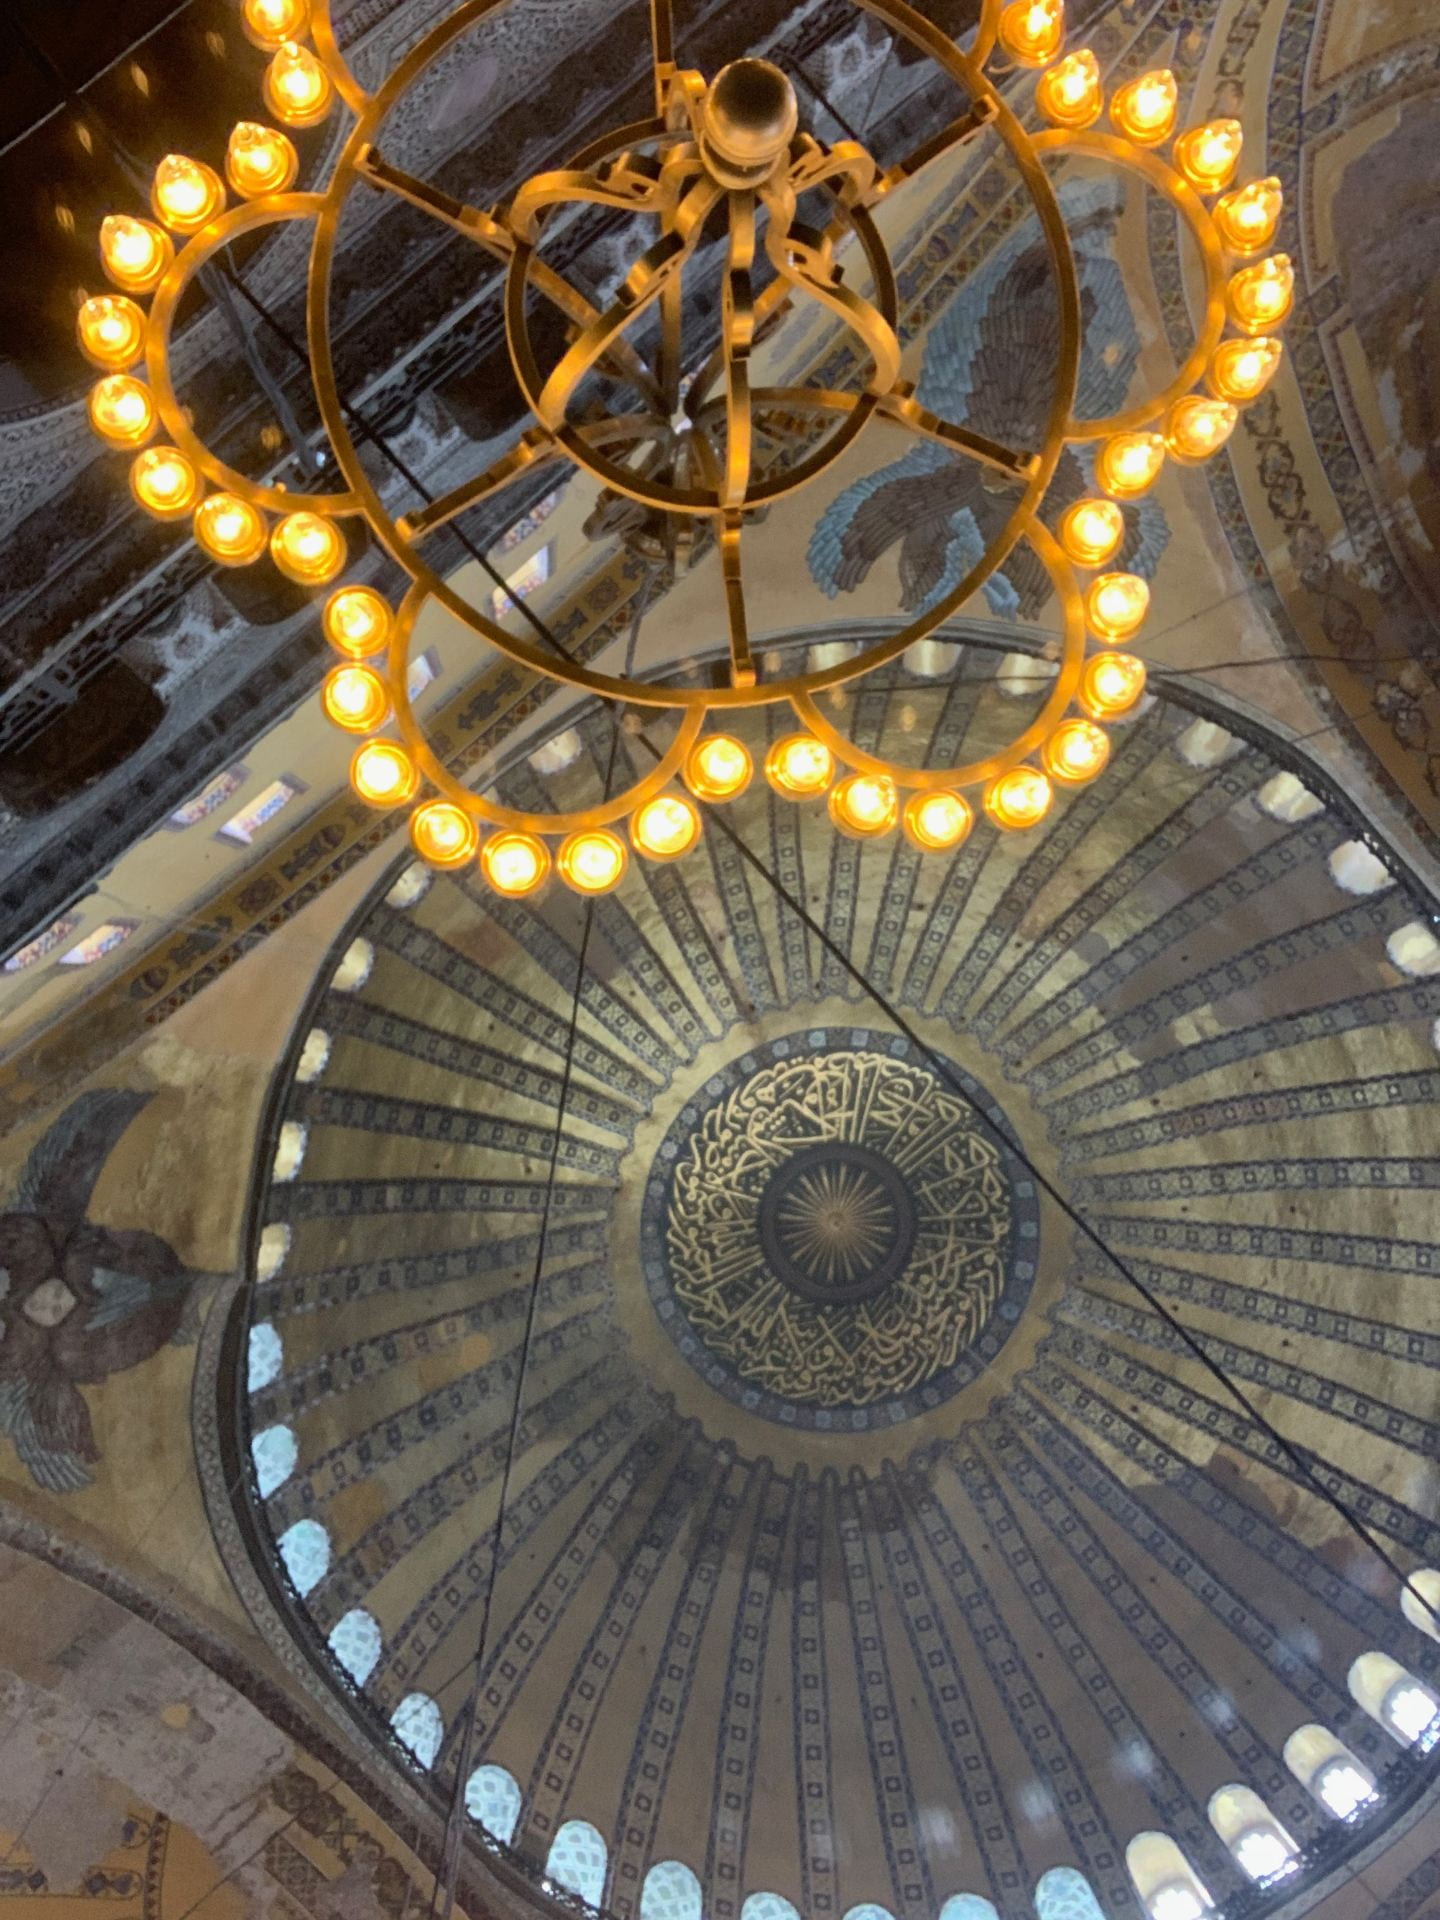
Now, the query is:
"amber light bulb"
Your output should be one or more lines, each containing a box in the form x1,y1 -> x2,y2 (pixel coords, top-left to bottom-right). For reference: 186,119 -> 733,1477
1037,50 -> 1101,129
683,733 -> 753,803
410,800 -> 479,869
99,214 -> 173,294
764,732 -> 834,798
130,445 -> 201,519
88,374 -> 156,448
998,0 -> 1064,66
632,793 -> 703,861
1079,650 -> 1146,718
1227,254 -> 1294,332
481,831 -> 551,897
829,772 -> 899,840
272,510 -> 346,583
1059,496 -> 1125,567
226,122 -> 299,198
350,740 -> 417,807
322,664 -> 389,733
1214,176 -> 1282,254
151,155 -> 225,234
1165,394 -> 1237,463
324,585 -> 393,658
557,828 -> 628,894
1173,119 -> 1243,193
264,42 -> 334,126
902,789 -> 974,853
1085,571 -> 1150,643
1110,69 -> 1177,146
1207,336 -> 1283,405
983,766 -> 1054,831
242,0 -> 311,49
1043,717 -> 1111,786
194,492 -> 268,566
77,294 -> 146,370
1097,430 -> 1165,498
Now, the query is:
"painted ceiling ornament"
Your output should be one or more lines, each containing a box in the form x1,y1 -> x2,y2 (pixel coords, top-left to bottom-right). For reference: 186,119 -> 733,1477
82,0 -> 1289,889
0,1090 -> 210,1493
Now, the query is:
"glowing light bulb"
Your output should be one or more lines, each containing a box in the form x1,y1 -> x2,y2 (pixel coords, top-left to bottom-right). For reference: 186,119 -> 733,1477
683,733 -> 753,803
322,663 -> 389,733
410,800 -> 479,868
1207,335 -> 1283,405
902,789 -> 973,852
324,585 -> 393,658
481,831 -> 551,897
1214,175 -> 1282,254
194,492 -> 267,566
99,214 -> 173,294
1043,717 -> 1111,785
1227,254 -> 1294,332
242,0 -> 311,48
1079,650 -> 1146,718
271,510 -> 346,583
1037,50 -> 1101,128
350,740 -> 417,807
828,772 -> 899,839
76,294 -> 145,369
151,154 -> 225,234
226,122 -> 299,198
764,732 -> 834,798
264,42 -> 334,126
1059,496 -> 1125,567
87,374 -> 156,448
1110,69 -> 1177,146
1173,118 -> 1243,193
557,828 -> 628,894
1165,394 -> 1237,463
998,0 -> 1064,66
1085,571 -> 1150,643
129,445 -> 201,519
983,766 -> 1053,831
1096,430 -> 1165,498
631,793 -> 703,861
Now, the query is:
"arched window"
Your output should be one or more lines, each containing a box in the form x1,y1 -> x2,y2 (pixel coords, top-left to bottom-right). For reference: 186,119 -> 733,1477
272,1120 -> 308,1183
1207,1787 -> 1298,1883
332,937 -> 374,991
641,1860 -> 702,1920
328,1608 -> 383,1686
391,1692 -> 444,1769
247,1321 -> 283,1392
466,1765 -> 522,1845
1401,1571 -> 1440,1642
386,863 -> 433,909
938,1899 -> 999,1920
1256,772 -> 1322,823
255,1224 -> 291,1284
1283,1725 -> 1376,1820
741,1896 -> 801,1920
1176,719 -> 1238,768
251,1423 -> 297,1498
546,1821 -> 607,1907
1125,1835 -> 1211,1920
843,1905 -> 897,1920
277,1518 -> 330,1596
1327,841 -> 1392,896
1035,1867 -> 1107,1920
297,1028 -> 332,1082
1349,1652 -> 1440,1746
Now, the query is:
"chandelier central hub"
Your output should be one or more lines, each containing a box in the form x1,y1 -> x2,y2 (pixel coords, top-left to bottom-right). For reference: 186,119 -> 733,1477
698,58 -> 800,187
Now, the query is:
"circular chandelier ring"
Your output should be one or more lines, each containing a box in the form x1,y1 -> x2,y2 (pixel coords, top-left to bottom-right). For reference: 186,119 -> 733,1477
790,514 -> 1087,791
384,586 -> 708,831
145,193 -> 361,517
1030,129 -> 1228,443
309,0 -> 370,114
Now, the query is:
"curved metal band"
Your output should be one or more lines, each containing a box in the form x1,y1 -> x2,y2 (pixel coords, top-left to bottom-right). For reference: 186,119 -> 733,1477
790,516 -> 1088,789
311,0 -> 370,113
146,194 -> 360,516
1033,128 -> 1228,443
384,585 -> 707,832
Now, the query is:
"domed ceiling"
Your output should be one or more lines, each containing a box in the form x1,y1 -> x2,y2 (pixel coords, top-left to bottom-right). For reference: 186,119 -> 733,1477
211,660 -> 1440,1920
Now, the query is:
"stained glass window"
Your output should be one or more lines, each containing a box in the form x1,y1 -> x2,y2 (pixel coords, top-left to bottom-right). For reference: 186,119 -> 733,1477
641,1859 -> 701,1920
168,766 -> 247,828
277,1518 -> 330,1595
939,1897 -> 1000,1920
247,1322 -> 283,1392
741,1896 -> 800,1920
466,1765 -> 522,1844
251,1423 -> 297,1497
328,1608 -> 384,1686
545,1820 -> 607,1906
4,913 -> 81,972
58,921 -> 138,966
218,775 -> 306,846
1035,1869 -> 1107,1920
391,1692 -> 444,1769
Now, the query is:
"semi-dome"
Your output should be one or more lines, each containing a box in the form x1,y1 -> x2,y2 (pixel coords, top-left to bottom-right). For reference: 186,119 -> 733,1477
216,652 -> 1440,1920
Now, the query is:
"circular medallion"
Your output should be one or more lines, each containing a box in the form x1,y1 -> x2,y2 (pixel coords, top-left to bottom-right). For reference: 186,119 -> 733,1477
641,1028 -> 1039,1430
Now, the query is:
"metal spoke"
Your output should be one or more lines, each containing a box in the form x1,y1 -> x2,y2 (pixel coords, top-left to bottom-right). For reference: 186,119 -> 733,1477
878,384 -> 1036,480
872,98 -> 995,199
722,193 -> 758,510
719,510 -> 755,687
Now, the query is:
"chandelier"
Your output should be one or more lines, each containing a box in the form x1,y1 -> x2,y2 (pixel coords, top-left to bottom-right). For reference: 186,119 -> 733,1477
79,0 -> 1291,895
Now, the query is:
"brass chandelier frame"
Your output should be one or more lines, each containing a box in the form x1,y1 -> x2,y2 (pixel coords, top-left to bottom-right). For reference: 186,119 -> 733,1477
82,0 -> 1292,884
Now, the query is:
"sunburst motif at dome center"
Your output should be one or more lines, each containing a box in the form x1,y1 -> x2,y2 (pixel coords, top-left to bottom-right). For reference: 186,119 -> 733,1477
772,1158 -> 898,1290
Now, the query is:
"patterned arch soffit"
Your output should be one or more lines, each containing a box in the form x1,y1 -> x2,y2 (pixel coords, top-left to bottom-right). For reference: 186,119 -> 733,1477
183,620 -> 1440,1920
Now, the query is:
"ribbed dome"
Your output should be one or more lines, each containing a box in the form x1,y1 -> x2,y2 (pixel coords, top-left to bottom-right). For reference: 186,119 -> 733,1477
227,655 -> 1440,1920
